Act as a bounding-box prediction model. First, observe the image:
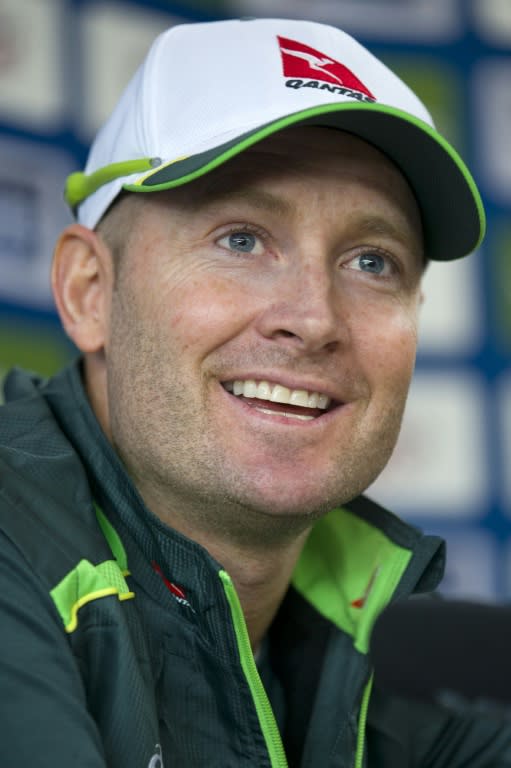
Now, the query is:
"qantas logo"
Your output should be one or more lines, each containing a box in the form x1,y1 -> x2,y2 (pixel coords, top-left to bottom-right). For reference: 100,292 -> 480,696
278,36 -> 375,102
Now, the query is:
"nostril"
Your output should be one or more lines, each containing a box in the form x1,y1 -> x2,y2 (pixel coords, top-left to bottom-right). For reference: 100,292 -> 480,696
275,329 -> 299,339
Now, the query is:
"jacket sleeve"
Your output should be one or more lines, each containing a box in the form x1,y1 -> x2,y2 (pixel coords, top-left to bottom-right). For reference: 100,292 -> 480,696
0,529 -> 108,767
368,683 -> 511,767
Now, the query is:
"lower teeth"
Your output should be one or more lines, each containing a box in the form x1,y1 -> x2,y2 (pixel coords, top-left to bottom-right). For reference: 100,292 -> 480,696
256,407 -> 314,421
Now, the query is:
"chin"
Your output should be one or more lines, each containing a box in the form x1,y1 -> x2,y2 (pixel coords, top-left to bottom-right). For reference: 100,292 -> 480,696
247,484 -> 342,522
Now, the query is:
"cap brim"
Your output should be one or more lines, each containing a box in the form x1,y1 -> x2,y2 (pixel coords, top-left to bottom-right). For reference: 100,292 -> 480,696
125,102 -> 485,262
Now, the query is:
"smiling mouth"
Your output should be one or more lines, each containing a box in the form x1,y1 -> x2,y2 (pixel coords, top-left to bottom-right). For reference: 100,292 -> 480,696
222,379 -> 335,421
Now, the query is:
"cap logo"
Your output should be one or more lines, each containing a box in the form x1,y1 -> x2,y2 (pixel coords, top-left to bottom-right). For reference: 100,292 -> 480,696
278,35 -> 375,102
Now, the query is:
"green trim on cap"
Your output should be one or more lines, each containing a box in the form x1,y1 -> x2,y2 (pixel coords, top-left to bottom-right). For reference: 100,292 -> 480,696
65,101 -> 486,260
65,158 -> 157,210
125,102 -> 485,259
134,103 -> 431,188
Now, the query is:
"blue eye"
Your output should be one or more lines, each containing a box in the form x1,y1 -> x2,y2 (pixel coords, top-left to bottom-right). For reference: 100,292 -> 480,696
228,232 -> 257,252
356,252 -> 387,274
218,230 -> 265,255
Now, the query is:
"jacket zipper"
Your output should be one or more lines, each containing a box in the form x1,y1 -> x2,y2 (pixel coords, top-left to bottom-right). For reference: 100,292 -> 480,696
219,570 -> 288,768
354,674 -> 374,768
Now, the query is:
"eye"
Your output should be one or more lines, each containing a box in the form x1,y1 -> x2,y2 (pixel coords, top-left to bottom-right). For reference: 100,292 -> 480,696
218,230 -> 265,255
346,250 -> 393,276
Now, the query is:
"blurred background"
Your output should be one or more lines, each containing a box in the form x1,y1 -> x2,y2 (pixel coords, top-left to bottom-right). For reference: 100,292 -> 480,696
0,0 -> 510,600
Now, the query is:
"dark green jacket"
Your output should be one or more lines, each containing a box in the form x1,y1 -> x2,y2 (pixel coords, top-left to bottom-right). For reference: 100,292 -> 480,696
1,362 -> 511,767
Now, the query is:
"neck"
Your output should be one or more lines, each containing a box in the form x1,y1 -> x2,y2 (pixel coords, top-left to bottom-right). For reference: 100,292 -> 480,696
141,481 -> 311,651
208,530 -> 310,652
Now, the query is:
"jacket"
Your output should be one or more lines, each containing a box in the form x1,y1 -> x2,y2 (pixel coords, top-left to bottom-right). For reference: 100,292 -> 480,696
1,361 -> 511,767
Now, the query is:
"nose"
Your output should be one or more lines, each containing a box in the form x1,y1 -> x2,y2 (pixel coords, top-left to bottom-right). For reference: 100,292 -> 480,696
255,259 -> 348,353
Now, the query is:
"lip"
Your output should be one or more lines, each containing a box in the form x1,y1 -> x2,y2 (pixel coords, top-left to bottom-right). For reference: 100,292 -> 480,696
219,376 -> 347,427
222,387 -> 347,427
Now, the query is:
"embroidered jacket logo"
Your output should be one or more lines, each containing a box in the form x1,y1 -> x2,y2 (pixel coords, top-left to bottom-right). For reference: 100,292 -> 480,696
152,561 -> 194,611
278,35 -> 375,102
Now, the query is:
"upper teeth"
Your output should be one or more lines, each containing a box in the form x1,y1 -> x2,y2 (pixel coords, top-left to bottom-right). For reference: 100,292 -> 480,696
224,380 -> 331,409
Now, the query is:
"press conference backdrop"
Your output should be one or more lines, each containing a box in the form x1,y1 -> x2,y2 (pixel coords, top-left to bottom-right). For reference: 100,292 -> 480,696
0,0 -> 510,599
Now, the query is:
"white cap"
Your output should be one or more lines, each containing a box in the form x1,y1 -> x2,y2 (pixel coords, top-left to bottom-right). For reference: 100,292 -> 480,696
65,18 -> 485,261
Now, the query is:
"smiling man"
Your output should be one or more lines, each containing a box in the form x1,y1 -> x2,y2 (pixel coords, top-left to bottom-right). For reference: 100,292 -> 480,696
1,17 -> 509,768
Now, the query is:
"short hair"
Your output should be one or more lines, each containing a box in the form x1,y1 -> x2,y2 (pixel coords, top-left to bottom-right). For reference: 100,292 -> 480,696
95,192 -> 140,278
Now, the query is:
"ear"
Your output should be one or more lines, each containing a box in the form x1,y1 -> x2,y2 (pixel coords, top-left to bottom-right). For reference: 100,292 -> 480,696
51,223 -> 113,353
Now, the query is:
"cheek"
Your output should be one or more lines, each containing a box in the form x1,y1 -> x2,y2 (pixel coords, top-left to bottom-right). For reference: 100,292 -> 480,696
161,275 -> 254,351
356,302 -> 419,390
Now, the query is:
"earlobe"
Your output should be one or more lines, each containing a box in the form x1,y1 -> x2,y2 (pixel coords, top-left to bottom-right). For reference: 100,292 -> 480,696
51,223 -> 112,353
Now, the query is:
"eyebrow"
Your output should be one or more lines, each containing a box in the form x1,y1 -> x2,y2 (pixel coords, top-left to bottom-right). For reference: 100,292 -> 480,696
202,187 -> 413,233
192,183 -> 293,218
351,215 -> 426,269
351,214 -> 419,247
187,179 -> 423,255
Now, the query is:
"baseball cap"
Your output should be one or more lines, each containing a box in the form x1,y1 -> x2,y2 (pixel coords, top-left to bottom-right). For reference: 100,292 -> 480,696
65,18 -> 485,261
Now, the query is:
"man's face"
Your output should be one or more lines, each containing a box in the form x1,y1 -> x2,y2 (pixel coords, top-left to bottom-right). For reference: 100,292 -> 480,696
101,127 -> 424,537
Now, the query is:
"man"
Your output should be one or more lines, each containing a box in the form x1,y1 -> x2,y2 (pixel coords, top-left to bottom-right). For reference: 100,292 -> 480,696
0,17 -> 508,768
